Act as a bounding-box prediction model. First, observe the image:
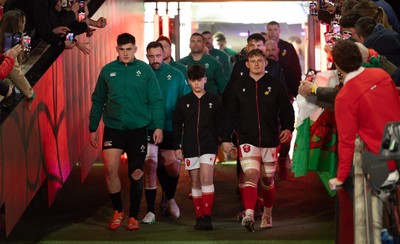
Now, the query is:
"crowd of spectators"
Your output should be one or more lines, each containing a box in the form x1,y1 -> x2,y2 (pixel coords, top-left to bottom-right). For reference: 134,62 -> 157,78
299,0 -> 400,241
0,0 -> 106,111
0,0 -> 399,238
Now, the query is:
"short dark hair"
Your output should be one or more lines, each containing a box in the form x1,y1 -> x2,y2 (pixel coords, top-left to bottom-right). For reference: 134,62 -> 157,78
191,32 -> 204,41
247,33 -> 265,44
331,40 -> 362,73
267,21 -> 280,27
117,33 -> 135,46
340,11 -> 363,28
146,41 -> 164,52
355,16 -> 377,39
246,49 -> 266,61
187,64 -> 206,80
156,35 -> 172,46
201,31 -> 212,36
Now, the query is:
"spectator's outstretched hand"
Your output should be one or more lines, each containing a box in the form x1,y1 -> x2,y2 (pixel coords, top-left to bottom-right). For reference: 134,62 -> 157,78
64,40 -> 76,49
5,44 -> 22,59
71,1 -> 80,17
76,41 -> 90,55
53,26 -> 70,36
298,80 -> 314,97
94,17 -> 107,28
86,27 -> 96,37
329,177 -> 343,190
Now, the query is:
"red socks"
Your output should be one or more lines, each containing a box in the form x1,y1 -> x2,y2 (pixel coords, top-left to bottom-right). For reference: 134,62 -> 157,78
243,182 -> 258,212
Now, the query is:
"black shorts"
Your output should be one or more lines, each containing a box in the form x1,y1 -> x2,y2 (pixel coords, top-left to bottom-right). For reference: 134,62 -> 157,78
103,126 -> 147,154
147,130 -> 174,150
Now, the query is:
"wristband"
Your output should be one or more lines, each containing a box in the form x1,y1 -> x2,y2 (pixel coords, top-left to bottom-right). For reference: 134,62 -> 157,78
311,85 -> 317,94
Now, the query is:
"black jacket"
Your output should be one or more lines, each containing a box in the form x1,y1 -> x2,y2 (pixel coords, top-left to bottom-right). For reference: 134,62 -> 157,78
5,0 -> 65,49
223,73 -> 294,147
173,92 -> 225,158
222,58 -> 287,108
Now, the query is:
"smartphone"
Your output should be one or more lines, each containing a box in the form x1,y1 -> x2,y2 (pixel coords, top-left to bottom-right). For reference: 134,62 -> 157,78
332,21 -> 341,34
66,32 -> 74,42
309,2 -> 318,16
78,0 -> 85,22
61,0 -> 68,7
23,34 -> 31,52
3,32 -> 22,52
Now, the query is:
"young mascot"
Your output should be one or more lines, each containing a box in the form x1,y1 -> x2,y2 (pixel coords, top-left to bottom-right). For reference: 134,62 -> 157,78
173,64 -> 225,230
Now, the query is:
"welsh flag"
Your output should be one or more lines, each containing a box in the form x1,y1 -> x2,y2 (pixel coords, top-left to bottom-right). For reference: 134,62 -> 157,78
292,71 -> 339,196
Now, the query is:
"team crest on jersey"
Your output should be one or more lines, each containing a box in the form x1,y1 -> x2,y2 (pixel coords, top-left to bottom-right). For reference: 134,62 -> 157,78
209,103 -> 213,108
205,63 -> 210,69
242,88 -> 246,93
136,70 -> 142,76
186,159 -> 191,167
167,74 -> 172,80
265,86 -> 272,95
186,104 -> 190,108
104,141 -> 112,147
243,144 -> 251,153
110,72 -> 116,77
140,144 -> 146,153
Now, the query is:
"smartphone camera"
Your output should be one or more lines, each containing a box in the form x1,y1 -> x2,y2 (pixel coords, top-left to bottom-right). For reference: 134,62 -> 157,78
331,21 -> 341,34
23,34 -> 31,53
78,0 -> 85,22
309,2 -> 318,16
66,32 -> 74,42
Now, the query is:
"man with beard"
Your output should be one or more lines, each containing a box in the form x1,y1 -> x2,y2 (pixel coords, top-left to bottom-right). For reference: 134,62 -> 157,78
156,35 -> 187,78
266,21 -> 301,84
142,41 -> 191,224
178,32 -> 228,96
265,39 -> 299,180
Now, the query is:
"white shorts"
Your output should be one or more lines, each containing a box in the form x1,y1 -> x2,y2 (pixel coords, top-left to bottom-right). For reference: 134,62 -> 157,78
146,143 -> 179,166
239,144 -> 278,172
184,154 -> 216,170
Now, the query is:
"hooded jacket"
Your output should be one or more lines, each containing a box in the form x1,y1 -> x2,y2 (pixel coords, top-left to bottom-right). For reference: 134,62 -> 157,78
364,24 -> 400,66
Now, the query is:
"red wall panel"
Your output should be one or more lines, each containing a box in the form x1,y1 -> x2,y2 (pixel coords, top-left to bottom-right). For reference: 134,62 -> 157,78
0,0 -> 145,237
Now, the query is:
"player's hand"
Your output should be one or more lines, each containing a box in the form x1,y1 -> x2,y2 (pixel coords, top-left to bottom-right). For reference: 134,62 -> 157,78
153,128 -> 163,144
279,130 -> 292,144
175,149 -> 184,161
90,131 -> 99,148
222,142 -> 234,154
